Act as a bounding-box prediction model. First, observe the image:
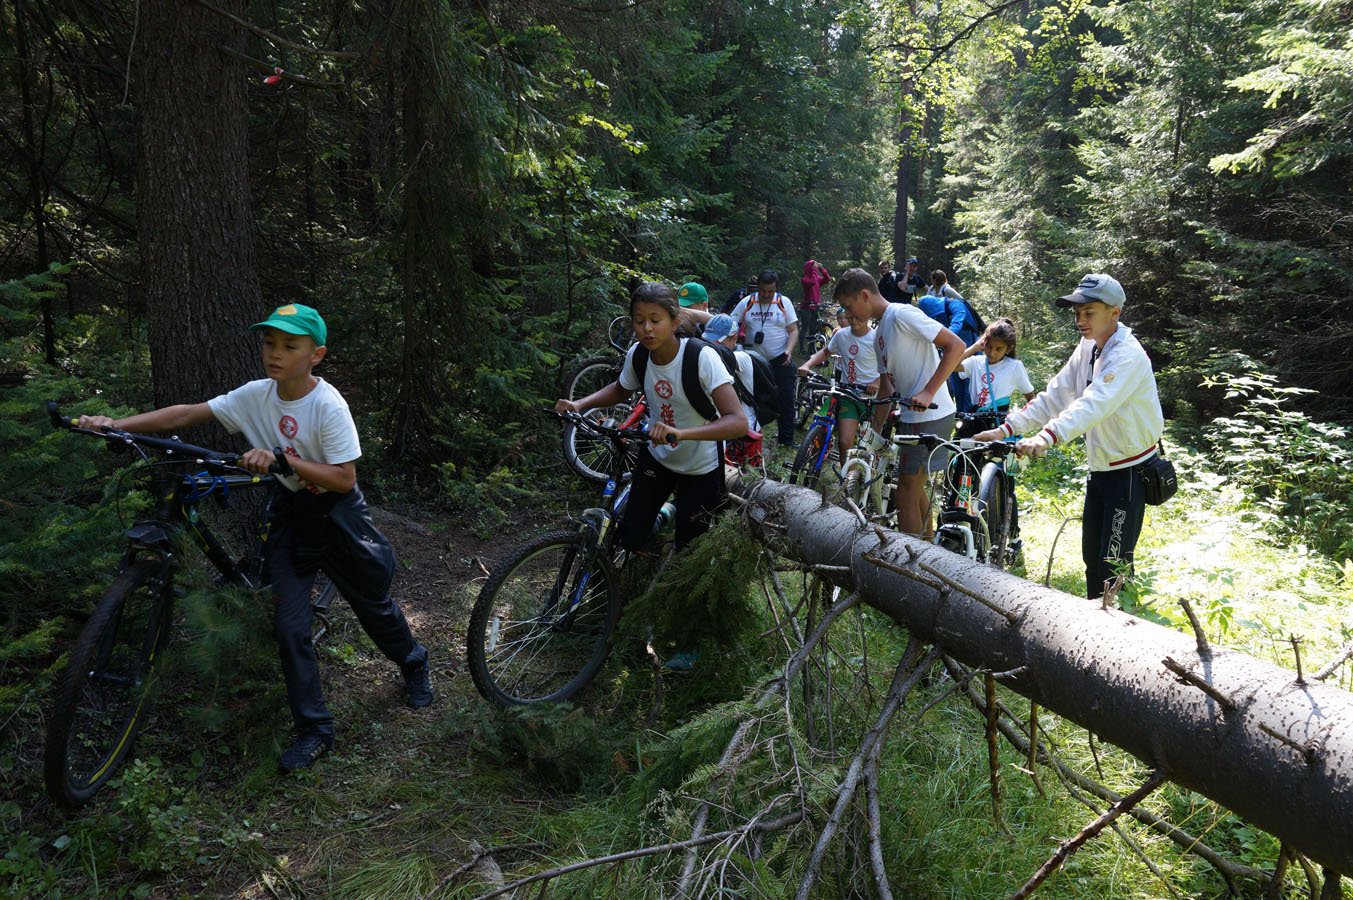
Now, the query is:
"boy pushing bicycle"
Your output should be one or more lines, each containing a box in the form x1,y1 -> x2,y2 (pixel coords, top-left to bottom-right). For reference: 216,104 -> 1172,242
77,304 -> 432,773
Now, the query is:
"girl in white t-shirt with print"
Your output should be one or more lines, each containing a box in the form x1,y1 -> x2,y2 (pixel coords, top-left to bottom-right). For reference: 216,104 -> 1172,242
956,317 -> 1035,436
556,283 -> 747,551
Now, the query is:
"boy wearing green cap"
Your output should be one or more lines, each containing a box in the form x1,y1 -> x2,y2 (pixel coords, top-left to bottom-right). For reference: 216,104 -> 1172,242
77,304 -> 432,773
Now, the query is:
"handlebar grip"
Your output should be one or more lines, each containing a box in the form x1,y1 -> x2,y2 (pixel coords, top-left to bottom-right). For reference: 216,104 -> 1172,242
270,447 -> 294,477
46,401 -> 73,430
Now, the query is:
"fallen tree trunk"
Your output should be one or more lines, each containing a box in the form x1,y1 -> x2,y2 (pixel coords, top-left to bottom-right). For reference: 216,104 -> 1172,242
738,479 -> 1353,877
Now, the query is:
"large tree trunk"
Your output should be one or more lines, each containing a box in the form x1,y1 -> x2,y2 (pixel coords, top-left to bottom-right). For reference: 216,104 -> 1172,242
132,0 -> 261,416
737,479 -> 1353,877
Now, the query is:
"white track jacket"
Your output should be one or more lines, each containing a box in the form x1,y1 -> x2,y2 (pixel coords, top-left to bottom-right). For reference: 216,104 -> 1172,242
998,325 -> 1163,472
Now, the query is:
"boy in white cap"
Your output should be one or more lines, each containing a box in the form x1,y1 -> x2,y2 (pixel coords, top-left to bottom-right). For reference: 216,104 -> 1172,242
703,313 -> 759,434
973,274 -> 1164,599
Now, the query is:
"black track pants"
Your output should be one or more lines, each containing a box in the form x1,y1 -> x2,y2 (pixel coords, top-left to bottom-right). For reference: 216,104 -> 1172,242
266,485 -> 427,738
619,445 -> 726,552
1082,466 -> 1146,600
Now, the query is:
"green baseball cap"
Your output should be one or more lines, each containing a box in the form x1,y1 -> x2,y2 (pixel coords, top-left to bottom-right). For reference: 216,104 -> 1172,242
250,303 -> 327,345
678,282 -> 709,307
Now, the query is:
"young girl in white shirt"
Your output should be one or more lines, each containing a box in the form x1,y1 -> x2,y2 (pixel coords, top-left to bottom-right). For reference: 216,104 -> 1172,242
956,317 -> 1035,436
556,283 -> 747,550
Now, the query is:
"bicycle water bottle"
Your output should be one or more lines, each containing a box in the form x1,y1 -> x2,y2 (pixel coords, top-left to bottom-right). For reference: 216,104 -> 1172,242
656,500 -> 676,531
956,471 -> 973,510
648,500 -> 677,541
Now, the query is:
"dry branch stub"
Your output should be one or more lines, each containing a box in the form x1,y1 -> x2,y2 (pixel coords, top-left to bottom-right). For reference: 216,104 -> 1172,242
736,478 -> 1353,876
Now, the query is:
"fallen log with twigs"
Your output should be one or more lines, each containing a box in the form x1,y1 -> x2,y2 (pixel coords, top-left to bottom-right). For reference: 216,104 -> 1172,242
737,477 -> 1353,887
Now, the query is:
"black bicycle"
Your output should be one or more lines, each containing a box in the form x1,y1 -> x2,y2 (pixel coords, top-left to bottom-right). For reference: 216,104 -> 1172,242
467,411 -> 664,707
43,403 -> 336,807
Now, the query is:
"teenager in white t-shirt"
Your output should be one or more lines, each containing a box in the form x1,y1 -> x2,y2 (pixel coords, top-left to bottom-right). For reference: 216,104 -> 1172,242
556,283 -> 747,551
833,267 -> 965,536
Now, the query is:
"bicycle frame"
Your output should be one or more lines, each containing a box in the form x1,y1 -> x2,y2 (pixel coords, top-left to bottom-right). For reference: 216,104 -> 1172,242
48,403 -> 285,588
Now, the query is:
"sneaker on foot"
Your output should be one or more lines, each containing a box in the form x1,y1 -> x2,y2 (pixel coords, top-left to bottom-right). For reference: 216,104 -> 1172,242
279,733 -> 333,773
663,650 -> 700,671
402,660 -> 434,709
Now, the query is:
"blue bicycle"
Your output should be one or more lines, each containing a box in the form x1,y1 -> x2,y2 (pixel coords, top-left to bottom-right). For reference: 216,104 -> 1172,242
787,376 -> 857,488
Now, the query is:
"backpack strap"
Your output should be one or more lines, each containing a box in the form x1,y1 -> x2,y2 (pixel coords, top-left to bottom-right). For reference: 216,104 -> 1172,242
681,340 -> 720,422
633,344 -> 651,387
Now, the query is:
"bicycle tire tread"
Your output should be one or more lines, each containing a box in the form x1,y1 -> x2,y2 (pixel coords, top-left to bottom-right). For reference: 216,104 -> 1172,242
466,530 -> 620,707
44,559 -> 172,807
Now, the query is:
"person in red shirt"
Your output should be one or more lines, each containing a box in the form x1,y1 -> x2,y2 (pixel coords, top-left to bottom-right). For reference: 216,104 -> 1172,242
799,259 -> 832,351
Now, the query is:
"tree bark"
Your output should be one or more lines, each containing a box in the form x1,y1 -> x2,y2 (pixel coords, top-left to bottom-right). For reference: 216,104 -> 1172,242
891,74 -> 914,267
132,0 -> 261,417
736,479 -> 1353,877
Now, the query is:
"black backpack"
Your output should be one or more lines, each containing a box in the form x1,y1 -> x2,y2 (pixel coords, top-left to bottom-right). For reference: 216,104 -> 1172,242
743,352 -> 781,425
633,338 -> 757,423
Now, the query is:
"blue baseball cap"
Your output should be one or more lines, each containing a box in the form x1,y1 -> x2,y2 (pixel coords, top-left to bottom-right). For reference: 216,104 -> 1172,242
704,314 -> 738,343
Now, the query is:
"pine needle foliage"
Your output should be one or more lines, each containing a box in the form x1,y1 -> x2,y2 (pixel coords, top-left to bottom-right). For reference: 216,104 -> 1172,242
617,513 -> 776,719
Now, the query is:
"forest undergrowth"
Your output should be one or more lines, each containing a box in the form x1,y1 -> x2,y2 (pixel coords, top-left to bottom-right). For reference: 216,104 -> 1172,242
4,280 -> 1353,896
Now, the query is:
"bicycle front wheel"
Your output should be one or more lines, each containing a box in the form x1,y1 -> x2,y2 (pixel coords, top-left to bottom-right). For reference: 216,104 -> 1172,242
977,463 -> 1012,569
788,423 -> 831,488
45,559 -> 174,807
467,530 -> 621,706
838,465 -> 868,514
563,411 -> 638,485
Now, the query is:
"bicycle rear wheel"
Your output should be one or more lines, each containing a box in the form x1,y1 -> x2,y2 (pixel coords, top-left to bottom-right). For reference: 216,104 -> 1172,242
788,423 -> 831,488
977,463 -> 1012,568
467,530 -> 621,706
564,354 -> 620,402
45,559 -> 174,807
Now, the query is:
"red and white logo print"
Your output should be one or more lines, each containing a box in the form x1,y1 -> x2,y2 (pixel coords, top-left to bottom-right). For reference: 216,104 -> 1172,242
654,379 -> 674,400
279,415 -> 299,439
849,343 -> 858,356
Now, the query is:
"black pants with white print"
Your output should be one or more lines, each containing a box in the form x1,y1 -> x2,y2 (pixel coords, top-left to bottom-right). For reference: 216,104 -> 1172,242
1082,465 -> 1147,600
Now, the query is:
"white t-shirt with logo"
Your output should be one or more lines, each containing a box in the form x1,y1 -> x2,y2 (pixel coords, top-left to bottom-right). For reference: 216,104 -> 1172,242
875,302 -> 954,423
208,378 -> 360,493
959,356 -> 1035,410
733,349 -> 759,431
827,325 -> 879,387
730,294 -> 798,361
618,339 -> 734,475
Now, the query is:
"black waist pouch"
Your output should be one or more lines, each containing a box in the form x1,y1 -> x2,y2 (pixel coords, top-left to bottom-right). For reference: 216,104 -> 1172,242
1138,449 -> 1178,506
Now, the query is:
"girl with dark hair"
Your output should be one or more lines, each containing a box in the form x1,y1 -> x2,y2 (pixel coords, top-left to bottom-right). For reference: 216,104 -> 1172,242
555,282 -> 747,551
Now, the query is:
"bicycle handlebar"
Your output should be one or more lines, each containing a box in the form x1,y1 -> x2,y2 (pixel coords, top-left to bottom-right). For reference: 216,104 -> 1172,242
887,432 -> 1015,457
795,377 -> 938,411
553,408 -> 675,446
48,401 -> 293,476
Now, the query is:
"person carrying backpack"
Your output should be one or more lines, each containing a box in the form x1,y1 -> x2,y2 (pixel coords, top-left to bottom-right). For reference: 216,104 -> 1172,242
918,269 -> 985,412
729,269 -> 800,448
556,282 -> 747,551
